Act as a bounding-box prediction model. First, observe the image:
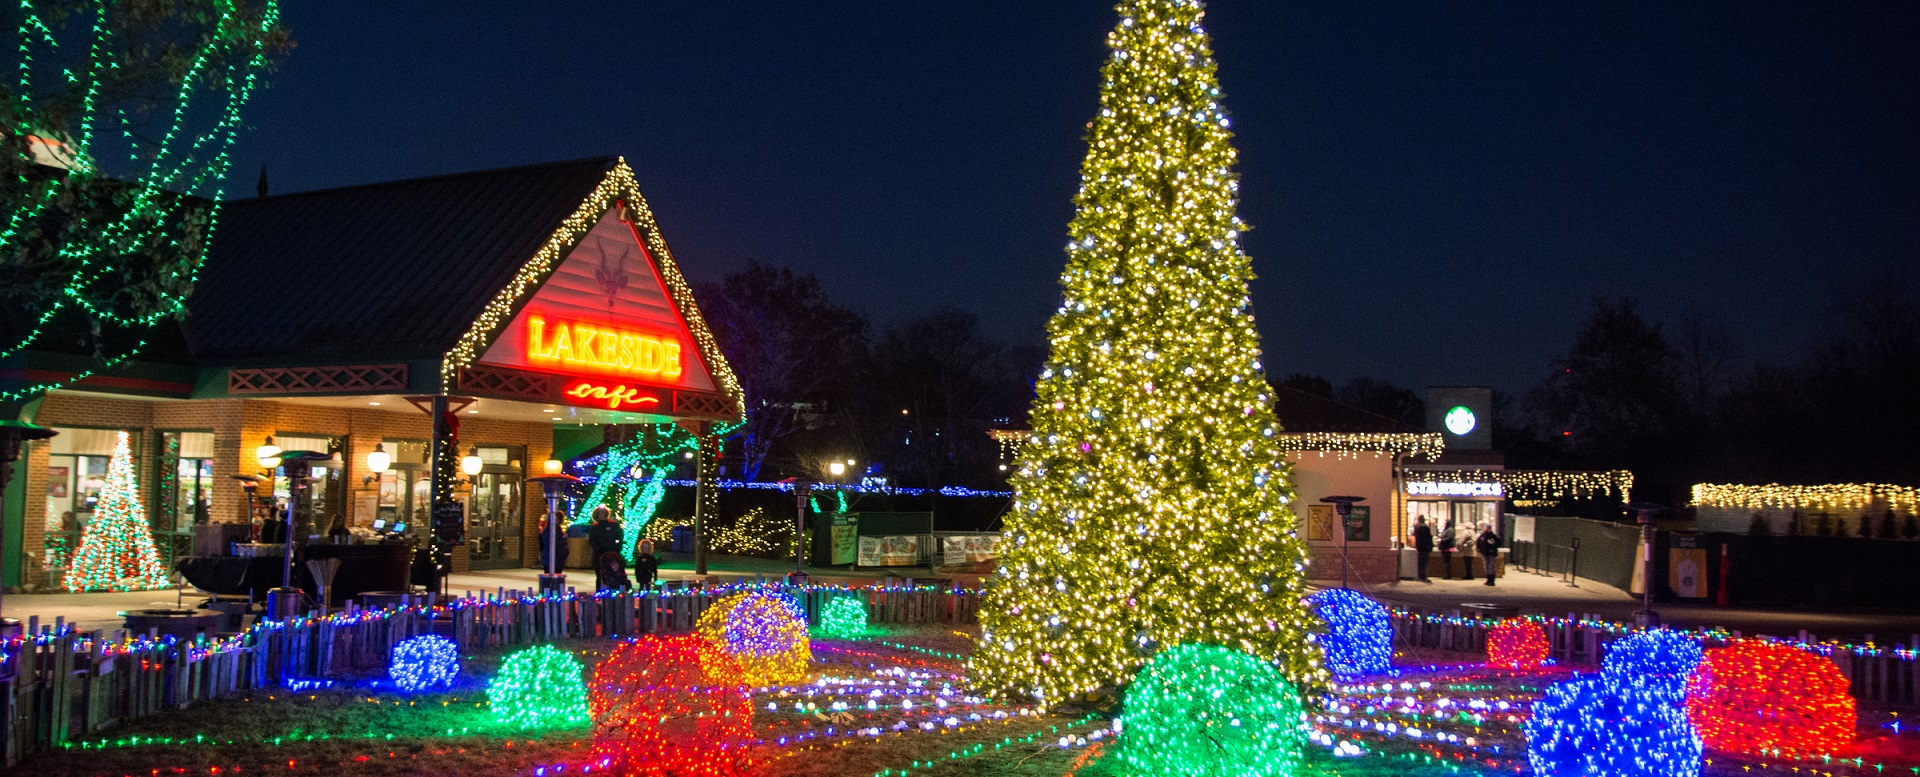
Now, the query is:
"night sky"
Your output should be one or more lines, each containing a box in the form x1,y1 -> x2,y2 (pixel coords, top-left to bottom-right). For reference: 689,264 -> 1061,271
228,2 -> 1920,393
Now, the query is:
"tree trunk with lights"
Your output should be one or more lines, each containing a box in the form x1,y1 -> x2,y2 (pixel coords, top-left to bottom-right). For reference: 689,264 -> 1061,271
970,0 -> 1324,702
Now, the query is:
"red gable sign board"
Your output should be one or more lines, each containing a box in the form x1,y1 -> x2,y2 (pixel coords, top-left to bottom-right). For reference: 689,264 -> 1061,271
476,206 -> 720,401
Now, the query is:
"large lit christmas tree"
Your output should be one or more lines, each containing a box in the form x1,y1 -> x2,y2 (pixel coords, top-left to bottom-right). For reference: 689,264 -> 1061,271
971,0 -> 1324,702
66,432 -> 170,592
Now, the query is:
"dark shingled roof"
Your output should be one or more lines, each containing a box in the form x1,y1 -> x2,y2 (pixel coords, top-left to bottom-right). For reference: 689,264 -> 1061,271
185,157 -> 619,362
1271,385 -> 1424,434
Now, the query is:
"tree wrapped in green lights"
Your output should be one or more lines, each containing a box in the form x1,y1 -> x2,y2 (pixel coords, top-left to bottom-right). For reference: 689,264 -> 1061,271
66,431 -> 169,591
971,0 -> 1324,702
2,1 -> 285,400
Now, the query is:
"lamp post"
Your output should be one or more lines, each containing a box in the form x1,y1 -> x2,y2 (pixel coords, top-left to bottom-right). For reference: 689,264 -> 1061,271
261,448 -> 330,621
1319,495 -> 1367,590
529,460 -> 579,595
1626,502 -> 1666,628
0,421 -> 56,677
784,478 -> 812,585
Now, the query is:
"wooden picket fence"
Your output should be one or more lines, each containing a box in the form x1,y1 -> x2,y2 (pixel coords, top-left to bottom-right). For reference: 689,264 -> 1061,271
0,580 -> 982,765
1389,607 -> 1920,706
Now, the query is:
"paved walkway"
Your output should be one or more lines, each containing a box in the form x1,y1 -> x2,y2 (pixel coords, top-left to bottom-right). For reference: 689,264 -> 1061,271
1344,568 -> 1920,642
13,558 -> 1916,642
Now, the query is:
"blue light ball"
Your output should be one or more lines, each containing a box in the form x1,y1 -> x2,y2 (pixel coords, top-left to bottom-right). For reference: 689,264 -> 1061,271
1524,674 -> 1701,777
1601,629 -> 1702,699
1305,588 -> 1393,677
389,635 -> 461,692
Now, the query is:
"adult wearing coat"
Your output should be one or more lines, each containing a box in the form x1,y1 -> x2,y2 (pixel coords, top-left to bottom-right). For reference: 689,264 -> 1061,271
1436,520 -> 1457,579
586,506 -> 629,591
1411,518 -> 1434,582
1475,523 -> 1502,586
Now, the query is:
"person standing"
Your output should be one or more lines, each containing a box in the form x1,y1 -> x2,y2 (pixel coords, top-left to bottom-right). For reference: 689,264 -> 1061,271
538,514 -> 570,572
1411,517 -> 1434,582
1437,520 -> 1457,579
1475,522 -> 1502,586
587,506 -> 629,591
632,539 -> 660,589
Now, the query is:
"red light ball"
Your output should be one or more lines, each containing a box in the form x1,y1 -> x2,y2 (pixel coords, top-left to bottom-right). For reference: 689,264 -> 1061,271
590,635 -> 756,776
1486,618 -> 1550,670
1686,640 -> 1856,757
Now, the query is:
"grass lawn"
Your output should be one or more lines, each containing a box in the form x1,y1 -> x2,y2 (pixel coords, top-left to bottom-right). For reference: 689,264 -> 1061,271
14,628 -> 1918,776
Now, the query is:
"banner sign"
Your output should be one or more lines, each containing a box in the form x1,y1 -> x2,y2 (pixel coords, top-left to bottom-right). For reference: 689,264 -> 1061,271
857,535 -> 921,567
1669,534 -> 1707,599
831,513 -> 859,565
939,534 -> 1000,566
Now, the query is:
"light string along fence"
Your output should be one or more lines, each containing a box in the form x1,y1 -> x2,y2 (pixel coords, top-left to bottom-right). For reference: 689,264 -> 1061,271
1390,606 -> 1920,705
1,580 -> 1913,763
0,579 -> 980,765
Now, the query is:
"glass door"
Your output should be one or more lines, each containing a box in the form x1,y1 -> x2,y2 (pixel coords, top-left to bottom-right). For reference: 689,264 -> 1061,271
155,431 -> 214,566
466,447 -> 524,569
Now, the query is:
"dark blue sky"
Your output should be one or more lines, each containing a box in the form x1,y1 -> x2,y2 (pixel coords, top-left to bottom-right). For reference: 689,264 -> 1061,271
229,1 -> 1920,393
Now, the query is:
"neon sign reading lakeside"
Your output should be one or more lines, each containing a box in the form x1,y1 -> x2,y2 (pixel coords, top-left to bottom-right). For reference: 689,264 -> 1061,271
527,316 -> 683,381
563,380 -> 661,410
1407,481 -> 1505,497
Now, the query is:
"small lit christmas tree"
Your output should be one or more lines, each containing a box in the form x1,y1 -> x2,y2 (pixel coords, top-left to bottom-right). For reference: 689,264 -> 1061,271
65,431 -> 170,592
971,0 -> 1323,702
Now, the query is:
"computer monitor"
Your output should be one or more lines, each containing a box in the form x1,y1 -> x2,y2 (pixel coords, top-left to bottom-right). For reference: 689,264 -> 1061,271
392,522 -> 407,533
372,519 -> 386,531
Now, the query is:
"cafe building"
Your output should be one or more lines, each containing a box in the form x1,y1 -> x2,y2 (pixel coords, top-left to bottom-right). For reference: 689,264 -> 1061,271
1,157 -> 743,590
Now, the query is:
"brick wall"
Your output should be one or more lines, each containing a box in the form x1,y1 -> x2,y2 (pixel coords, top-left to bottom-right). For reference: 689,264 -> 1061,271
20,392 -> 555,589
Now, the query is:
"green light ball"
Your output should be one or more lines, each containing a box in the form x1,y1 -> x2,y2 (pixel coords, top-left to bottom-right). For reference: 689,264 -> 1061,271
487,644 -> 590,730
1118,643 -> 1307,777
814,596 -> 868,638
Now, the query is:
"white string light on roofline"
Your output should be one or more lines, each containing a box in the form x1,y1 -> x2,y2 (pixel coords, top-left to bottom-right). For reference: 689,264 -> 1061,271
1691,483 -> 1920,514
1275,432 -> 1444,461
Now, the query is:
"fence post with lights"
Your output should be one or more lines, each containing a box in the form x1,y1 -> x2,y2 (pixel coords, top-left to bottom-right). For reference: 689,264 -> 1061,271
529,459 -> 579,594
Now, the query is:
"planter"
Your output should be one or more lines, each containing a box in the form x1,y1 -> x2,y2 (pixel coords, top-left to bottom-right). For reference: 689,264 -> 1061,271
123,609 -> 224,641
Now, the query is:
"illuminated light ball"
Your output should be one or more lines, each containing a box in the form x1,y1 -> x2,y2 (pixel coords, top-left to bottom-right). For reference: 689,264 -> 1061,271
1304,588 -> 1392,676
388,635 -> 460,692
590,635 -> 754,777
695,591 -> 812,686
812,595 -> 868,639
1486,618 -> 1551,670
1685,640 -> 1856,757
1117,644 -> 1307,777
488,644 -> 590,730
1524,674 -> 1701,777
1602,629 -> 1702,699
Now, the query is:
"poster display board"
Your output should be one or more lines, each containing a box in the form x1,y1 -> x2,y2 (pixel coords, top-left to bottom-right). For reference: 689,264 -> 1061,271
1669,534 -> 1706,599
830,513 -> 859,565
939,534 -> 1000,566
857,535 -> 921,567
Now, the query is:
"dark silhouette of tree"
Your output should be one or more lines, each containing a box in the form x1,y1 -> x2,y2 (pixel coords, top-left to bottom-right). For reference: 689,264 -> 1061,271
1525,298 -> 1691,500
694,263 -> 868,481
856,308 -> 1030,489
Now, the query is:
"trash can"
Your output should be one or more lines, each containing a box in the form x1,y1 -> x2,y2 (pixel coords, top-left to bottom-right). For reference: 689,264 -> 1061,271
670,524 -> 693,554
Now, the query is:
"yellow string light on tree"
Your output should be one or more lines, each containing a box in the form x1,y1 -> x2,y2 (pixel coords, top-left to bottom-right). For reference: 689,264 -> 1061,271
971,0 -> 1326,703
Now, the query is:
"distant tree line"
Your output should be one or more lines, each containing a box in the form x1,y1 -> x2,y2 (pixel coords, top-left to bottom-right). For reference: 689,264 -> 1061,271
1512,267 -> 1920,507
695,263 -> 1041,489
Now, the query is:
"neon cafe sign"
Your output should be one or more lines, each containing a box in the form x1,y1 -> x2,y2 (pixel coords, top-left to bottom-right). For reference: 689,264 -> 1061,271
1406,481 -> 1504,497
526,316 -> 683,382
